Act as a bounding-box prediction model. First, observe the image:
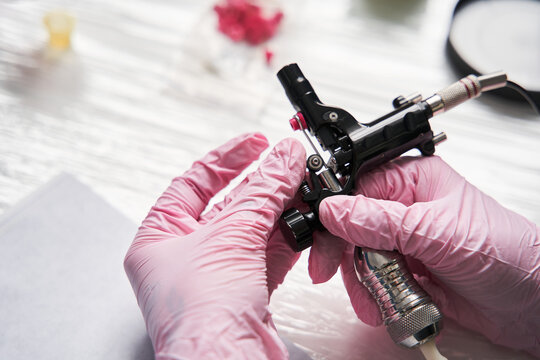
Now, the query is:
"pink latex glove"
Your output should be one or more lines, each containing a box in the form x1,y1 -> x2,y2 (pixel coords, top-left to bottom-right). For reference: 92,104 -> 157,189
124,133 -> 306,359
310,155 -> 540,356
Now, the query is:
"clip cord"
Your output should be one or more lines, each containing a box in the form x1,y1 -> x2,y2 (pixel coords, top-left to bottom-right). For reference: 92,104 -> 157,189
505,81 -> 540,115
446,0 -> 540,116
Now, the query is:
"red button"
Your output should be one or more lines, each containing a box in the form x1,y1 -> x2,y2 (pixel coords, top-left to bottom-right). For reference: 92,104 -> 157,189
289,112 -> 307,131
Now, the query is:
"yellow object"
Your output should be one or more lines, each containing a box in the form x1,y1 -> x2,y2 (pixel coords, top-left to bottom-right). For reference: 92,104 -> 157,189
44,11 -> 75,50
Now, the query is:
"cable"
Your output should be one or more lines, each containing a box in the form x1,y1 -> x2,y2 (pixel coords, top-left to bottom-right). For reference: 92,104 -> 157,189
505,81 -> 540,116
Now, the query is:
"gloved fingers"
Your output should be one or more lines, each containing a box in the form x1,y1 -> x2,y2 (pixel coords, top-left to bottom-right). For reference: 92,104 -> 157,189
217,138 -> 306,242
266,190 -> 310,294
341,250 -> 383,326
404,255 -> 431,279
354,156 -> 421,205
142,132 -> 269,236
356,155 -> 462,204
201,171 -> 308,225
319,194 -> 408,252
266,226 -> 302,296
319,194 -> 448,263
414,276 -> 447,309
308,231 -> 349,284
198,176 -> 248,225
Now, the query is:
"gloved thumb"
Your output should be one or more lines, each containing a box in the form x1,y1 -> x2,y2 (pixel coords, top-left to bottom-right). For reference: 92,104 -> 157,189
319,194 -> 435,258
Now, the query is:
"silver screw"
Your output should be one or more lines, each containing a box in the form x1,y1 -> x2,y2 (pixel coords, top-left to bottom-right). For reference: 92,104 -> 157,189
432,132 -> 447,146
307,154 -> 324,171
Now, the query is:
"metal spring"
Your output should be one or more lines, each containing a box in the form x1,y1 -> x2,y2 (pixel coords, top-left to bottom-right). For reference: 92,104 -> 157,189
299,182 -> 311,195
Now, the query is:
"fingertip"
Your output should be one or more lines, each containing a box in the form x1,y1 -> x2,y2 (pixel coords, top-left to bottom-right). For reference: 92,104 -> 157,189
415,276 -> 448,310
285,136 -> 306,156
274,137 -> 306,165
266,137 -> 307,186
266,229 -> 302,295
248,132 -> 270,150
308,233 -> 347,284
236,132 -> 269,159
318,195 -> 356,239
354,295 -> 383,327
318,195 -> 342,220
341,258 -> 382,327
308,252 -> 335,284
200,132 -> 269,172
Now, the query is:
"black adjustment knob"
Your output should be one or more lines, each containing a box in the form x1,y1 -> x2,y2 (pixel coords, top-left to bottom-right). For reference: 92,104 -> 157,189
279,208 -> 317,252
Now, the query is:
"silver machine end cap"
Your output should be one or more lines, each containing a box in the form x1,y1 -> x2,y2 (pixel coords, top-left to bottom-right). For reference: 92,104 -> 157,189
387,303 -> 443,348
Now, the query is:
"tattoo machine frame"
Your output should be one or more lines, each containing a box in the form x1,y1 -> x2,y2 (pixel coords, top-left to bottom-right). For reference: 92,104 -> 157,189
277,63 -> 507,348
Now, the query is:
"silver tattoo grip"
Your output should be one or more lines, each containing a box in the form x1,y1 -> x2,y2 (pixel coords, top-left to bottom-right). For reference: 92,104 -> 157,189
354,247 -> 443,348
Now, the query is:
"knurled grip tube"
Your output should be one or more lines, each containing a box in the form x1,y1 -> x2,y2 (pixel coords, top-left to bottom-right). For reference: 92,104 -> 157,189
437,75 -> 482,112
425,72 -> 507,115
354,247 -> 443,348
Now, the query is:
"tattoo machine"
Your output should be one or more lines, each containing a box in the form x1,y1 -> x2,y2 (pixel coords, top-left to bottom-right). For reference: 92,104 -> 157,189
277,63 -> 507,349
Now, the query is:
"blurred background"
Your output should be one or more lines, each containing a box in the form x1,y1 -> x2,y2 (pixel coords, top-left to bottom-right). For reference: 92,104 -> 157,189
1,0 -> 539,359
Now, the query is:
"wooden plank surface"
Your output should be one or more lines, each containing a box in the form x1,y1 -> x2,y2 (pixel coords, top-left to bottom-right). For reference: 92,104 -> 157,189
1,0 -> 538,359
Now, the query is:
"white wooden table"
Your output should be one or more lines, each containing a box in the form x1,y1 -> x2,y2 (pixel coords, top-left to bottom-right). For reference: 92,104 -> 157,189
1,0 -> 538,358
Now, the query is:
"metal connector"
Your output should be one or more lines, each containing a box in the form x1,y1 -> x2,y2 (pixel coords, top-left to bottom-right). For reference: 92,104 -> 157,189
478,71 -> 507,92
424,72 -> 507,115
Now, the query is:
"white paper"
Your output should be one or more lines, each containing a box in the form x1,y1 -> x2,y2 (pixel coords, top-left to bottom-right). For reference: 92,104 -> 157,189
0,174 -> 154,360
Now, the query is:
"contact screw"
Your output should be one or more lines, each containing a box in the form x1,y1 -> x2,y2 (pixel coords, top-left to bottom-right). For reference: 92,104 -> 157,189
354,247 -> 443,348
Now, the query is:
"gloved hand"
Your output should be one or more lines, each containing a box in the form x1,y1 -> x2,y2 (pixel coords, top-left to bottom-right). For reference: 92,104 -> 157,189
124,133 -> 306,359
309,155 -> 540,356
